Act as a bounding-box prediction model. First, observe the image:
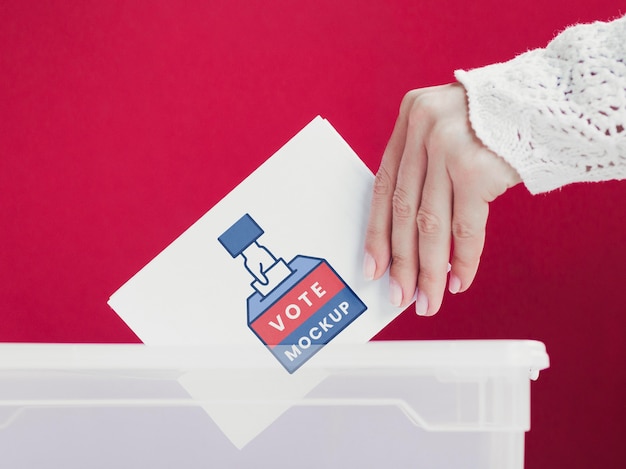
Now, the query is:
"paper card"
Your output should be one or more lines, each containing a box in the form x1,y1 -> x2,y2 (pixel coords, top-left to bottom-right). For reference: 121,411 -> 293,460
108,116 -> 403,447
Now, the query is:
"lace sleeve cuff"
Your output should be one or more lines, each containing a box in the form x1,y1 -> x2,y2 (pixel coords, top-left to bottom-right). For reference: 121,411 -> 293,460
455,15 -> 626,194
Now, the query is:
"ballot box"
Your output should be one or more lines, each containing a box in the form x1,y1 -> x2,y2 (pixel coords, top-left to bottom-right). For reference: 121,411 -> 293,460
0,340 -> 548,469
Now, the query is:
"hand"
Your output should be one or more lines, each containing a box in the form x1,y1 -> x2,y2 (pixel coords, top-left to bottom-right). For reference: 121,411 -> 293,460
364,83 -> 521,316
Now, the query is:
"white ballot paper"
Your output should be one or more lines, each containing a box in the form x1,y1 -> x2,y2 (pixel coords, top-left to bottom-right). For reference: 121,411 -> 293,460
108,116 -> 404,448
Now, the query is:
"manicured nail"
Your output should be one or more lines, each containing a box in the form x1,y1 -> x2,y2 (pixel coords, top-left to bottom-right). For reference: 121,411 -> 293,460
449,274 -> 462,294
389,278 -> 403,307
363,252 -> 376,281
415,290 -> 429,316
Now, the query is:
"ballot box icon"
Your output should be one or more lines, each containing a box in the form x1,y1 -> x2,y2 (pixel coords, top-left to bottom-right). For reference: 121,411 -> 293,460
218,214 -> 367,373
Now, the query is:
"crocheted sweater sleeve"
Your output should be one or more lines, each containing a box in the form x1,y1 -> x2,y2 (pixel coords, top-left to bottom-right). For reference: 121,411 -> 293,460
454,15 -> 626,194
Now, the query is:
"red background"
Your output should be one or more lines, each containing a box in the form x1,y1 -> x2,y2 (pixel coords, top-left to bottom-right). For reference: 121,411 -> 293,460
1,1 -> 624,467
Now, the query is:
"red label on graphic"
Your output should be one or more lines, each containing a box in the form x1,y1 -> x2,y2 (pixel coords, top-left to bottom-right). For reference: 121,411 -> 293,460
250,262 -> 345,346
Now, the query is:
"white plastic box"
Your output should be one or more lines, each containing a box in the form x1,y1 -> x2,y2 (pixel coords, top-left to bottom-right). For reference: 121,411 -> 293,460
0,340 -> 548,469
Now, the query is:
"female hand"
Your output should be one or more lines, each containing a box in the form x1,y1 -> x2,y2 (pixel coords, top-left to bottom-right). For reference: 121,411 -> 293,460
364,83 -> 521,316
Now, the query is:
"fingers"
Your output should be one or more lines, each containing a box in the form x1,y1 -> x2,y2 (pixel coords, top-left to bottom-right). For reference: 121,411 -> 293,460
388,125 -> 427,307
448,185 -> 489,296
365,83 -> 516,317
365,88 -> 451,313
413,148 -> 452,315
364,93 -> 413,281
446,146 -> 512,295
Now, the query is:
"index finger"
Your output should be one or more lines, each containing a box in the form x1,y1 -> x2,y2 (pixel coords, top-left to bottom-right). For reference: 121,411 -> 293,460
363,95 -> 413,281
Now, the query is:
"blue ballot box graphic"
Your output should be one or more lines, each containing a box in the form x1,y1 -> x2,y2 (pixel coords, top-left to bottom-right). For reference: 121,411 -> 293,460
218,214 -> 367,373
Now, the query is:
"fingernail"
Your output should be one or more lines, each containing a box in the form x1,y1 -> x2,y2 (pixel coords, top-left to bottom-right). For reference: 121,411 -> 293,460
389,278 -> 403,307
415,290 -> 429,316
363,252 -> 376,281
449,274 -> 462,294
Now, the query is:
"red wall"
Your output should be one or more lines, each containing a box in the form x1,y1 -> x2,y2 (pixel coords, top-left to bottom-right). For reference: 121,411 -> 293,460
1,1 -> 624,467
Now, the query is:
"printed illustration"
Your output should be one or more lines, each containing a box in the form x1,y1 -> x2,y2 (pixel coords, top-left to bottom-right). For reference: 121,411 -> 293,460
218,214 -> 367,373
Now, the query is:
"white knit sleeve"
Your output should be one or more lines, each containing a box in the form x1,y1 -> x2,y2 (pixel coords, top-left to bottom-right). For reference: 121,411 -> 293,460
454,15 -> 626,194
